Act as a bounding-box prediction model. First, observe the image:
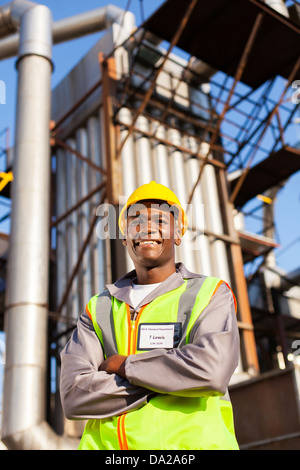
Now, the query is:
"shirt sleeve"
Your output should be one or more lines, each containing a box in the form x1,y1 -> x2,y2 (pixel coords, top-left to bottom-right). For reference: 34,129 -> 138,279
125,283 -> 240,397
60,310 -> 153,420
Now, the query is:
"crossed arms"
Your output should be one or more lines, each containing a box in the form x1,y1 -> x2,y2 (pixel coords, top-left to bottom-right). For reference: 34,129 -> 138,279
60,283 -> 239,420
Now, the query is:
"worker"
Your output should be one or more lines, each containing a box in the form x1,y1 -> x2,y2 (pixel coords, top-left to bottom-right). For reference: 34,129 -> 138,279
60,181 -> 240,450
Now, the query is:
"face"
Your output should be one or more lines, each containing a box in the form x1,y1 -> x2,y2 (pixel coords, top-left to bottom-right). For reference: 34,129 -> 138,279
123,201 -> 181,269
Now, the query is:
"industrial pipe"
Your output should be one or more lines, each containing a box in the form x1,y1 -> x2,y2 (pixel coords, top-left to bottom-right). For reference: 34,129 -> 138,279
264,0 -> 289,17
0,3 -> 16,38
0,3 -> 131,60
0,0 -> 39,37
52,4 -> 126,44
1,0 -> 74,450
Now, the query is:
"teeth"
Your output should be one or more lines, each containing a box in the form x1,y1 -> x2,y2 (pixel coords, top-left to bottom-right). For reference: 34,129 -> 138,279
138,240 -> 158,246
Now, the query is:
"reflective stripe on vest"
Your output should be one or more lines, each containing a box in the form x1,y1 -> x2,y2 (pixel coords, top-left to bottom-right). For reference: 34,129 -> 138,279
91,276 -> 221,357
95,290 -> 118,358
177,277 -> 207,347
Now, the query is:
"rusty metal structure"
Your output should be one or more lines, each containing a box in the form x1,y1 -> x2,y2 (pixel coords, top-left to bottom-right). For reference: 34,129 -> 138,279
0,0 -> 300,450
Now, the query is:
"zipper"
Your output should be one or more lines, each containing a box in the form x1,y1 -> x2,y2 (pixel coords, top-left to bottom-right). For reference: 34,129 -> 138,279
126,303 -> 147,355
131,306 -> 146,354
117,303 -> 147,449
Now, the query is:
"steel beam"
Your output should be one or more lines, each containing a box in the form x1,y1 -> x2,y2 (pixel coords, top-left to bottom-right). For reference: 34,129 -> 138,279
116,0 -> 199,159
187,11 -> 265,205
230,54 -> 300,204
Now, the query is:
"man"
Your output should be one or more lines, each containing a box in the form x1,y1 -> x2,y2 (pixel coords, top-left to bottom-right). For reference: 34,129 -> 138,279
60,181 -> 240,450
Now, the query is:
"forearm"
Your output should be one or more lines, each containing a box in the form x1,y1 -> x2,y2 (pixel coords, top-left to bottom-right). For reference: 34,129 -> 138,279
60,313 -> 152,420
125,341 -> 235,397
60,357 -> 150,419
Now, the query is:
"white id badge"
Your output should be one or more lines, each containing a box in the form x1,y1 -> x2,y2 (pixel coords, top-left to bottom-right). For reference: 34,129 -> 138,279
137,323 -> 182,351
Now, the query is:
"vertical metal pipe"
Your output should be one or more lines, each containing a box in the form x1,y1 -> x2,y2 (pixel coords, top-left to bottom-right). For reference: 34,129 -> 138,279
4,5 -> 53,435
55,147 -> 71,438
184,134 -> 213,276
56,148 -> 68,317
87,115 -> 106,292
118,107 -> 136,272
151,118 -> 171,188
201,148 -> 231,283
76,127 -> 92,304
136,115 -> 153,186
167,127 -> 197,272
119,107 -> 137,199
65,138 -> 80,320
98,108 -> 113,286
2,3 -> 72,449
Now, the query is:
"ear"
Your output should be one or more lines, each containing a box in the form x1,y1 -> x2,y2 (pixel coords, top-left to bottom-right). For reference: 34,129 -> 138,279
175,238 -> 181,246
174,224 -> 182,242
122,239 -> 127,246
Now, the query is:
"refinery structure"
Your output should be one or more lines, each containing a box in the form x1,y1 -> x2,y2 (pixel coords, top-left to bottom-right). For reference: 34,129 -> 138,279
0,0 -> 300,450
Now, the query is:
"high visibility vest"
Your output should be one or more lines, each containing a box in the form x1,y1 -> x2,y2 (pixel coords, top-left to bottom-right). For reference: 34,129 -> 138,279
78,277 -> 239,450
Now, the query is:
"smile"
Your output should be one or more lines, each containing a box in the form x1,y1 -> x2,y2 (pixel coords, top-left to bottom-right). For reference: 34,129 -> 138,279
133,240 -> 162,247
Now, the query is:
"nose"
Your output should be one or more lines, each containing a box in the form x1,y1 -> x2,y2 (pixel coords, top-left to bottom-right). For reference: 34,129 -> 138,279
139,218 -> 159,239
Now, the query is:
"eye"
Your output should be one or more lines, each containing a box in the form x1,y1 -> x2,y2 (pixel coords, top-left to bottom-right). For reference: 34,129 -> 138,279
157,216 -> 170,227
128,219 -> 140,228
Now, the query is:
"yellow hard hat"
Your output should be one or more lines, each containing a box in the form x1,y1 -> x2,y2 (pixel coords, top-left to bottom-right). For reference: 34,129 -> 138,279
118,181 -> 188,236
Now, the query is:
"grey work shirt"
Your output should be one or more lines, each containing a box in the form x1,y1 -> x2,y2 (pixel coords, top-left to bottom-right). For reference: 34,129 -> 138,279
60,263 -> 240,420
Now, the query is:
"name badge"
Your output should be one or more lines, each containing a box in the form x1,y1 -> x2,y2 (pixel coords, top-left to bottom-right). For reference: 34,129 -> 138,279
137,323 -> 182,351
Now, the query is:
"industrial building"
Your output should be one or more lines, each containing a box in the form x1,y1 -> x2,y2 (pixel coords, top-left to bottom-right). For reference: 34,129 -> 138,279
0,0 -> 300,450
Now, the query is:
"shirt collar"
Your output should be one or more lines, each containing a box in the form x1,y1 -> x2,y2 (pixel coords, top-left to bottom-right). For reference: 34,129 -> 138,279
105,263 -> 201,309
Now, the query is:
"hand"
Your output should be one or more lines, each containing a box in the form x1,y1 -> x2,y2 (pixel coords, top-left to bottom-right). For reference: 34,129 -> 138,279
99,354 -> 127,379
